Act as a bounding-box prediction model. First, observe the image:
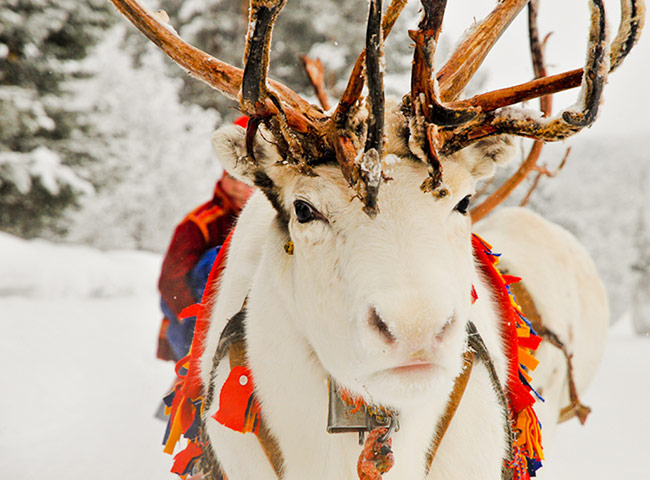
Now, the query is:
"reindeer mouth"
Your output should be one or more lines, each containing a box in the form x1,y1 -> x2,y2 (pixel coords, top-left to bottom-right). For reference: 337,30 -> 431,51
387,362 -> 437,375
369,314 -> 457,381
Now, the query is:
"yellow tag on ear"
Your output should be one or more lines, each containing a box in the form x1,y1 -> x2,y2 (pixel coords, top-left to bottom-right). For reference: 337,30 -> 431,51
284,241 -> 294,255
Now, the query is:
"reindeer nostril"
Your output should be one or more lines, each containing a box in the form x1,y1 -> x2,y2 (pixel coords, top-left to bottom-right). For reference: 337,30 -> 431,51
368,307 -> 396,344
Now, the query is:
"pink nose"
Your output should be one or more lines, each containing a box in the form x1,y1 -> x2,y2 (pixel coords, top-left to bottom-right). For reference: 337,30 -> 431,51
368,306 -> 396,344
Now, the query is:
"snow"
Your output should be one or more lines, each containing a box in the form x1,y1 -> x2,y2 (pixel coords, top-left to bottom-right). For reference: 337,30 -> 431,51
0,232 -> 159,298
1,233 -> 649,479
0,233 -> 175,480
0,147 -> 94,196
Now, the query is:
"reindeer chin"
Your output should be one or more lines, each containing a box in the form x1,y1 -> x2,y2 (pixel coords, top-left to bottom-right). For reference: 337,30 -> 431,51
347,316 -> 467,407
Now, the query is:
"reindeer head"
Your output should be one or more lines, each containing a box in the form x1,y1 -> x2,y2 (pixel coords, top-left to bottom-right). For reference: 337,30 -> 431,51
111,0 -> 644,404
213,116 -> 517,405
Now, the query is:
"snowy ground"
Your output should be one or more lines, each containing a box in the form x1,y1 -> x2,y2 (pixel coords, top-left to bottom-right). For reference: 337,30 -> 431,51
1,233 -> 648,479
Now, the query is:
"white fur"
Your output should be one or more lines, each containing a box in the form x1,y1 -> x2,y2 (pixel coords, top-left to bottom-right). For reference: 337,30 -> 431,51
199,125 -> 608,479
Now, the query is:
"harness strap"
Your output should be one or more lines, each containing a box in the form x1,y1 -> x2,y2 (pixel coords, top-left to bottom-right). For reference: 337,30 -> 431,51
424,346 -> 475,476
506,279 -> 591,425
466,321 -> 515,480
207,318 -> 510,480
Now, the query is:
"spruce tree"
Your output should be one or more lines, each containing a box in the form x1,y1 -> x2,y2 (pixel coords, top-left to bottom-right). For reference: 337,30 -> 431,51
0,0 -> 113,237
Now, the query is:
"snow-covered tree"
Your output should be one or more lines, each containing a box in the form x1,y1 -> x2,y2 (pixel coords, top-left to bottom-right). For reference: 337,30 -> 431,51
65,28 -> 221,253
0,0 -> 114,237
157,0 -> 421,119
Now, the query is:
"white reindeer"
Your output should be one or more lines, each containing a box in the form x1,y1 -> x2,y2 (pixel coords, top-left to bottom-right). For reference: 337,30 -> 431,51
198,122 -> 607,480
110,0 -> 644,478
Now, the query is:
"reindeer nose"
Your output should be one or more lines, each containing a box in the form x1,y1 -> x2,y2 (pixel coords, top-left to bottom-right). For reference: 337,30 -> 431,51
368,306 -> 396,344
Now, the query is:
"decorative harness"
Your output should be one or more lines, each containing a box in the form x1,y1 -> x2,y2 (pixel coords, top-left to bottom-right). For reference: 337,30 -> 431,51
162,233 -> 545,480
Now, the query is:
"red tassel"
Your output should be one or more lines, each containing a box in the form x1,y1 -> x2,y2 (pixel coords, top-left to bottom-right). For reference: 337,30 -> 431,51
212,365 -> 260,434
171,441 -> 204,477
502,274 -> 522,286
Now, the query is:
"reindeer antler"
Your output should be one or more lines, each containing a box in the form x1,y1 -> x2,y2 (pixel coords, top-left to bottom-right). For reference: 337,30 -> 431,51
329,0 -> 408,215
109,0 -> 326,135
110,0 -> 645,216
403,0 -> 644,194
467,0 -> 644,221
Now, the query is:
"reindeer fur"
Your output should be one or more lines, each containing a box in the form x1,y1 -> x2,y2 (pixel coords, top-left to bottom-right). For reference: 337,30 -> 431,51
196,124 -> 608,480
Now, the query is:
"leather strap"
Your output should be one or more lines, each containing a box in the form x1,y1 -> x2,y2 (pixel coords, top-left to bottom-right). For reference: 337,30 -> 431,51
506,280 -> 592,425
466,321 -> 515,480
424,347 -> 475,475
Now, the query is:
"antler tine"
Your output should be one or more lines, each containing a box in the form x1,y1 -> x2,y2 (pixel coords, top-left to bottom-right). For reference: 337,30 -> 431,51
439,0 -> 610,156
361,0 -> 385,217
330,0 -> 407,217
407,0 -> 479,193
109,0 -> 325,134
437,0 -> 530,103
365,0 -> 385,158
449,0 -> 645,114
527,0 -> 551,116
562,0 -> 608,128
334,0 -> 408,122
300,55 -> 331,111
409,0 -> 478,127
240,0 -> 287,116
610,0 -> 646,71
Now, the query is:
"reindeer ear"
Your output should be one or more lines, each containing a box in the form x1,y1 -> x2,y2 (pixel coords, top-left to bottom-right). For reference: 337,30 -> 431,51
455,136 -> 517,180
211,125 -> 282,186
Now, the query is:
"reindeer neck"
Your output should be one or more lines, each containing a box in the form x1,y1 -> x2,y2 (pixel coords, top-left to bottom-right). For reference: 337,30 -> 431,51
241,259 -> 494,479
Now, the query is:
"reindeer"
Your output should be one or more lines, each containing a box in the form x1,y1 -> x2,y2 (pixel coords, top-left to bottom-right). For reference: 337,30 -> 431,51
111,0 -> 645,478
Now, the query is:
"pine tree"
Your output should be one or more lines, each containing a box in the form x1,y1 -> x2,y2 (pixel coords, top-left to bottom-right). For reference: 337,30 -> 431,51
66,27 -> 221,253
0,0 -> 113,237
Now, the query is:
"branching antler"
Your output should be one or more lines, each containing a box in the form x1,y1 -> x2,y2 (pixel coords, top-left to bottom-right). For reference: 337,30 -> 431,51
109,0 -> 325,134
329,0 -> 408,214
439,0 -> 608,158
406,0 -> 479,192
450,0 -> 645,115
471,0 -> 644,220
110,0 -> 645,218
471,0 -> 552,221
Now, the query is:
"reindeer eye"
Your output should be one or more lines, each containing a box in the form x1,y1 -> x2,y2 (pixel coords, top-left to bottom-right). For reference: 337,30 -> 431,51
455,195 -> 472,215
293,200 -> 315,223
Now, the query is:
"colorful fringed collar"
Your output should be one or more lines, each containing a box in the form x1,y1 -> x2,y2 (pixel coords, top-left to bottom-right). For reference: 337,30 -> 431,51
161,232 -> 544,480
472,233 -> 544,479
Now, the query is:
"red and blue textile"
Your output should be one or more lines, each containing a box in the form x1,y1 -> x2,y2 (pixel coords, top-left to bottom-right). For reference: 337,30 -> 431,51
162,230 -> 235,478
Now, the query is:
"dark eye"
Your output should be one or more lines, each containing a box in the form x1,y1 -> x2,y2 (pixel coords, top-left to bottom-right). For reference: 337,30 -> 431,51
455,195 -> 472,215
294,199 -> 315,223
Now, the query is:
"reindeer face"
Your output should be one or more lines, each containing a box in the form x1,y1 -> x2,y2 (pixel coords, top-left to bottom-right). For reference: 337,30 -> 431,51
213,125 -> 512,407
288,160 -> 475,406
